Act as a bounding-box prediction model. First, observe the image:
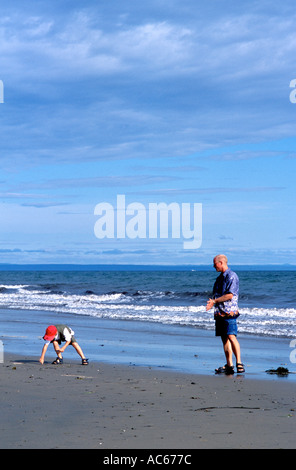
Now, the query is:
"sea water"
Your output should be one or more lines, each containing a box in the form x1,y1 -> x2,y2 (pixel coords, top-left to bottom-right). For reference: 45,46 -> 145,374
0,265 -> 295,378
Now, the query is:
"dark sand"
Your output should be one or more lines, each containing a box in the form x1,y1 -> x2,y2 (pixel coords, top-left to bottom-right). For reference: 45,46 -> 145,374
0,353 -> 295,449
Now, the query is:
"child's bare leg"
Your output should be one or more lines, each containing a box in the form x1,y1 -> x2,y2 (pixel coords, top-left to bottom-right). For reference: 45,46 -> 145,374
52,341 -> 63,358
71,342 -> 86,359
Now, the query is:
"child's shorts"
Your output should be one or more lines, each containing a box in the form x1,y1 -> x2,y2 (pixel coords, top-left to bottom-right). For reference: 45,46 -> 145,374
215,317 -> 238,337
57,336 -> 77,345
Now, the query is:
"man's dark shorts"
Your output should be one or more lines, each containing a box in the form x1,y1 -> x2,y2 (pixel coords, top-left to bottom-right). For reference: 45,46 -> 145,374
215,317 -> 238,337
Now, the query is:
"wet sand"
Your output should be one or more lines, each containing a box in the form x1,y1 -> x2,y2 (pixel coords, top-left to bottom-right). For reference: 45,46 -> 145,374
1,353 -> 295,449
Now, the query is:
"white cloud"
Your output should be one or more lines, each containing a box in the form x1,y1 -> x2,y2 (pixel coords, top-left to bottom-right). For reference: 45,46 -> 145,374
1,6 -> 296,90
0,12 -> 195,82
0,1 -> 296,265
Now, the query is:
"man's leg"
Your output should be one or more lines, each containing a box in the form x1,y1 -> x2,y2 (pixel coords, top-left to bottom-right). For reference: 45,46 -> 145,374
221,336 -> 233,367
221,334 -> 242,365
228,334 -> 242,365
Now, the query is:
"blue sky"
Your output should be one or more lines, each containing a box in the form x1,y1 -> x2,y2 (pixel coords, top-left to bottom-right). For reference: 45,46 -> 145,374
0,0 -> 296,265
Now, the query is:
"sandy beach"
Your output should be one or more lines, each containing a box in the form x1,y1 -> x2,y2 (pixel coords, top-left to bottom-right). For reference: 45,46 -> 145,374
1,353 -> 295,450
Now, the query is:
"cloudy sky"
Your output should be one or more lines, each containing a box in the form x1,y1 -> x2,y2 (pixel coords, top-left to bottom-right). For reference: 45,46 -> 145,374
0,0 -> 296,266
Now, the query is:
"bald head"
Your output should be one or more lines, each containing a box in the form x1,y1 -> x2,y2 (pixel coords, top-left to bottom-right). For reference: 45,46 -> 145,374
214,254 -> 228,263
213,254 -> 229,272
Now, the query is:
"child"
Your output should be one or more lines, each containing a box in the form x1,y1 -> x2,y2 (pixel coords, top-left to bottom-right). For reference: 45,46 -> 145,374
39,324 -> 88,365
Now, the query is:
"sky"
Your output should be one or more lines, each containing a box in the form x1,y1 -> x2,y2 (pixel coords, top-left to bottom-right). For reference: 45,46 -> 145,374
0,0 -> 296,266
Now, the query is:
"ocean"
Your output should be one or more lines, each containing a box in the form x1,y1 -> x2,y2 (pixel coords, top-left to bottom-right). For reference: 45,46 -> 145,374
1,265 -> 296,378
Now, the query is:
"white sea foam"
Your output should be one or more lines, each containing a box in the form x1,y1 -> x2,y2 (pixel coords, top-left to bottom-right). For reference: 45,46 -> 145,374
0,284 -> 295,338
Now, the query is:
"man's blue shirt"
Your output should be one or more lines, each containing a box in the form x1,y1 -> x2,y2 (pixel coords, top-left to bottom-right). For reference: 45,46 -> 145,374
213,268 -> 239,316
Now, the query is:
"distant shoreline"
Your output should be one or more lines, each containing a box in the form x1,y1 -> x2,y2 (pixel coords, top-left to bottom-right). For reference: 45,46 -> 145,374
0,263 -> 295,271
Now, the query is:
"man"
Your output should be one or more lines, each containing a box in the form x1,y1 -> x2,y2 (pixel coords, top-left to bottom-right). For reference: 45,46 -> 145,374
39,324 -> 89,365
206,254 -> 244,374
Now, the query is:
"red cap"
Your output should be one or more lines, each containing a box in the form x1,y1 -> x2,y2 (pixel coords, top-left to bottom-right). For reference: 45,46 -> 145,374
43,325 -> 58,341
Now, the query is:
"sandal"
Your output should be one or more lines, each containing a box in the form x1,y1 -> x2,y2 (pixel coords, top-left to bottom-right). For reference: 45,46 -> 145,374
236,363 -> 245,373
81,358 -> 89,365
215,365 -> 227,374
215,364 -> 234,375
52,357 -> 63,365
